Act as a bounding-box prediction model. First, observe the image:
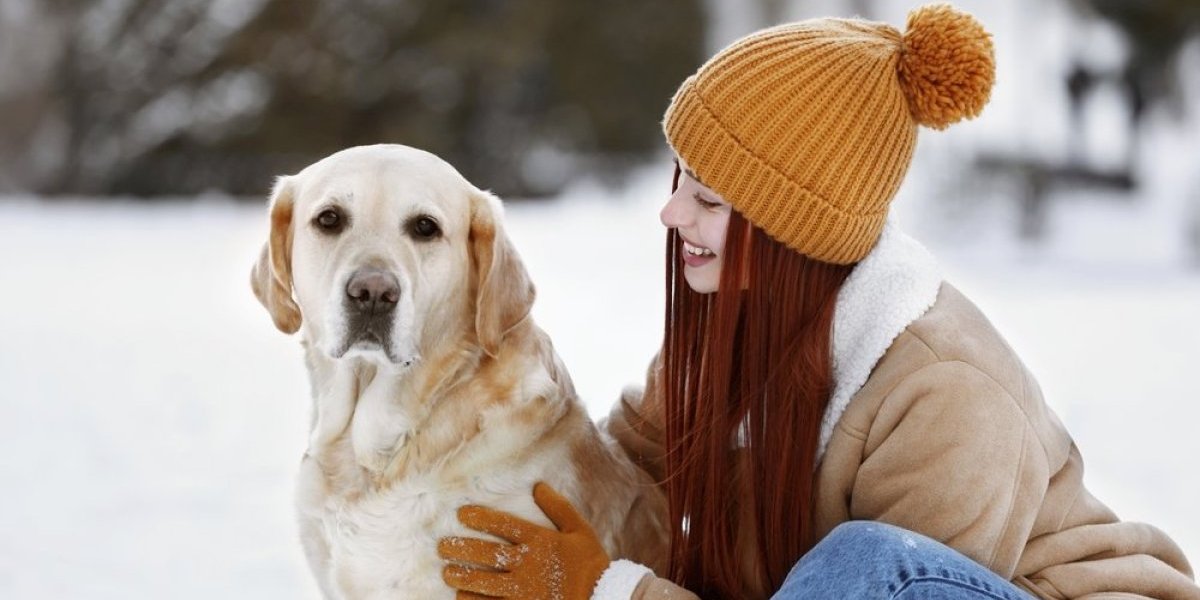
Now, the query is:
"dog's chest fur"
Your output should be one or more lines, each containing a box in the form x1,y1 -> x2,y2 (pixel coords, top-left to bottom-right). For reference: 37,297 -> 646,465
296,351 -> 578,599
297,454 -> 565,599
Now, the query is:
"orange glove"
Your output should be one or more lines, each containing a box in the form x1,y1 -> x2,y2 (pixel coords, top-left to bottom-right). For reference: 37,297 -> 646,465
439,482 -> 611,600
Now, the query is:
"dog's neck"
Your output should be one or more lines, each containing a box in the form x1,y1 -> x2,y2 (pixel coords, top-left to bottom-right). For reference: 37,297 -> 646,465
300,332 -> 476,475
299,322 -> 572,492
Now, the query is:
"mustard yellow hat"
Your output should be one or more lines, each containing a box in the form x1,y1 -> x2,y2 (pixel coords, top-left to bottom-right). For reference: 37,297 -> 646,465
663,3 -> 995,264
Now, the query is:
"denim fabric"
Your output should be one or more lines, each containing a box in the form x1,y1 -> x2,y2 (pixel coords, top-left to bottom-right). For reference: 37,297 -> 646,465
773,521 -> 1034,599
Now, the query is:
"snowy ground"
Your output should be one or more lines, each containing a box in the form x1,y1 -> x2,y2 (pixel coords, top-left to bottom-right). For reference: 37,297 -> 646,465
1,150 -> 1198,597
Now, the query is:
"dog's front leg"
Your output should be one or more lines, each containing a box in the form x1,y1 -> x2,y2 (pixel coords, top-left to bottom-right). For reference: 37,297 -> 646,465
296,456 -> 341,599
350,375 -> 414,479
309,364 -> 361,459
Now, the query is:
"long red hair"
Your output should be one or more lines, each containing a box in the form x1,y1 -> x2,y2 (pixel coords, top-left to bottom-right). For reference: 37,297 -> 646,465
662,166 -> 853,598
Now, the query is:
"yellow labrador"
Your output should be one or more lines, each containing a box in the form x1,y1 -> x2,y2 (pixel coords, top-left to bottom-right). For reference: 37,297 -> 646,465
250,144 -> 667,598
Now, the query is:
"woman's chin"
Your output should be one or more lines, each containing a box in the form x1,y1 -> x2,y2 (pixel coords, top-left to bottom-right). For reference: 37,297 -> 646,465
683,267 -> 720,294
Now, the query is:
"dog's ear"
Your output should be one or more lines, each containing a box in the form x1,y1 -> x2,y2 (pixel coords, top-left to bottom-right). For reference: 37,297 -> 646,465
250,176 -> 302,334
469,189 -> 535,357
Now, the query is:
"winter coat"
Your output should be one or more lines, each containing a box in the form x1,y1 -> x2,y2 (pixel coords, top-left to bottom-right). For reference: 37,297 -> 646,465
596,224 -> 1200,600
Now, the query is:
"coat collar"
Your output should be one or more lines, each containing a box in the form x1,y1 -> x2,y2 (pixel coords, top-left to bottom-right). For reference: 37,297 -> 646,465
818,222 -> 943,461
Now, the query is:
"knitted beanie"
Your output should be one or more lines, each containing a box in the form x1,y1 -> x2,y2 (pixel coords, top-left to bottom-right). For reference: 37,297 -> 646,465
663,3 -> 995,264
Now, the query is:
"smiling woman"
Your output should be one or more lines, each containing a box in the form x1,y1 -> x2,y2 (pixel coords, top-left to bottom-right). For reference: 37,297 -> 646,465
659,158 -> 732,294
436,4 -> 1200,600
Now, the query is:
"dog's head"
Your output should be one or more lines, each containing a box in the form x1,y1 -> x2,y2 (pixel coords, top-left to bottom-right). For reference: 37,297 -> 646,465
250,144 -> 534,368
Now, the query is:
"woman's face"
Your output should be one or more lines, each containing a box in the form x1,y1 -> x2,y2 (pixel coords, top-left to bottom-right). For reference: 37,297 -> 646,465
660,156 -> 732,294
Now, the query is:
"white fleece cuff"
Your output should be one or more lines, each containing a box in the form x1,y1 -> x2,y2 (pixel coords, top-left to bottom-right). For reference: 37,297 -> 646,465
591,559 -> 653,600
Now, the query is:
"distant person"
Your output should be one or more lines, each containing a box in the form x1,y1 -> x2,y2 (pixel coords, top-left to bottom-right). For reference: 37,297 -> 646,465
437,4 -> 1200,599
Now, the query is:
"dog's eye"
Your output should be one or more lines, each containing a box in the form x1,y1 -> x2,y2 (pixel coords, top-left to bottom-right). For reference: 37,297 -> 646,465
407,215 -> 441,240
314,208 -> 345,233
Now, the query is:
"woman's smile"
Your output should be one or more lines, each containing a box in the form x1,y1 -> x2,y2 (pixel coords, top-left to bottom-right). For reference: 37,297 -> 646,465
682,238 -> 716,267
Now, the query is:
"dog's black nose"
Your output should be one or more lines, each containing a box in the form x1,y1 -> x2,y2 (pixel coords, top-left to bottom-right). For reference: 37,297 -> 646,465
345,268 -> 400,313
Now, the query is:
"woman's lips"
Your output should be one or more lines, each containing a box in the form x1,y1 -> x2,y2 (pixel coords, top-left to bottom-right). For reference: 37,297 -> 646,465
682,240 -> 716,267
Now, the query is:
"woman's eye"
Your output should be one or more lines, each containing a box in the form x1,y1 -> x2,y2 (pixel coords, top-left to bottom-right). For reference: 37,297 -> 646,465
314,208 -> 345,233
693,193 -> 721,210
407,215 -> 442,240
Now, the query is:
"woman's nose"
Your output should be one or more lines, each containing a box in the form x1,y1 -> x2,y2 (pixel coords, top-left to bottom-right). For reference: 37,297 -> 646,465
660,189 -> 691,229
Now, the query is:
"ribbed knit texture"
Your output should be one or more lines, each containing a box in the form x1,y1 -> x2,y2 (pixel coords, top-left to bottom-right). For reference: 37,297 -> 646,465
663,4 -> 995,264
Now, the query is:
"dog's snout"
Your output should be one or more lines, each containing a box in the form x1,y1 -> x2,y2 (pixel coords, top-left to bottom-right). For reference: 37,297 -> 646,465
345,268 -> 400,313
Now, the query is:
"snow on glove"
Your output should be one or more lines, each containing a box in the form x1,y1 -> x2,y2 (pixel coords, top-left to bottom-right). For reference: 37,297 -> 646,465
439,482 -> 611,600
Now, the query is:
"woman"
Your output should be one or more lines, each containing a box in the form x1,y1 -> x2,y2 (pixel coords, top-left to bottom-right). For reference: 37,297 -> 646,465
437,4 -> 1199,599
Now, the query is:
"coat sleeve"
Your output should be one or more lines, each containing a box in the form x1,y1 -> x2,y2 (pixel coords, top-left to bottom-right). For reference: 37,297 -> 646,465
626,574 -> 700,600
590,561 -> 700,600
840,356 -> 1200,599
599,353 -> 667,485
592,355 -> 705,600
847,359 -> 1052,578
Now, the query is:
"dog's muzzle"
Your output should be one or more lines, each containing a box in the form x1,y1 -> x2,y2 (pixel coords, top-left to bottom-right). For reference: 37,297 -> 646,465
342,267 -> 400,349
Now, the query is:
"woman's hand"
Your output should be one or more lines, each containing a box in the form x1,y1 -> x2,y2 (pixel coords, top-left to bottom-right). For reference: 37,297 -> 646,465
439,482 -> 611,599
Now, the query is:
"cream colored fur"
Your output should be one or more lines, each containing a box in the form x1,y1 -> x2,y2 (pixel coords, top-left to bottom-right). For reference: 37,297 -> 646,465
250,144 -> 667,599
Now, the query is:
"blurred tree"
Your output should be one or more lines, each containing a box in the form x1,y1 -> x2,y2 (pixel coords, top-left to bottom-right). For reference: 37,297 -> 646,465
965,0 -> 1200,242
1065,0 -> 1200,168
0,0 -> 704,198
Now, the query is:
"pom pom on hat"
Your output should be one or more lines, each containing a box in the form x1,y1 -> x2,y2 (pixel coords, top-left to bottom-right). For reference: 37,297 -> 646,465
898,3 -> 995,130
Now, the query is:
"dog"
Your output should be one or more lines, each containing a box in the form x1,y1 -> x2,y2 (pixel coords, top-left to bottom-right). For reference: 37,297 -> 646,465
250,144 -> 668,598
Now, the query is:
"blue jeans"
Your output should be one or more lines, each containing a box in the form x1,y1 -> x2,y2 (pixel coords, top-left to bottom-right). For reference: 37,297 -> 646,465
773,522 -> 1033,599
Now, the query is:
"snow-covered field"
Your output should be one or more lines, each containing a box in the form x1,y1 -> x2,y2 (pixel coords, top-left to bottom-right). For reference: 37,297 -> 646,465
1,150 -> 1198,598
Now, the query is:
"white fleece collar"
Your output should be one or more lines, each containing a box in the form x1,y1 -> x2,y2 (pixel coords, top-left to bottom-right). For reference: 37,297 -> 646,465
817,222 -> 942,462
